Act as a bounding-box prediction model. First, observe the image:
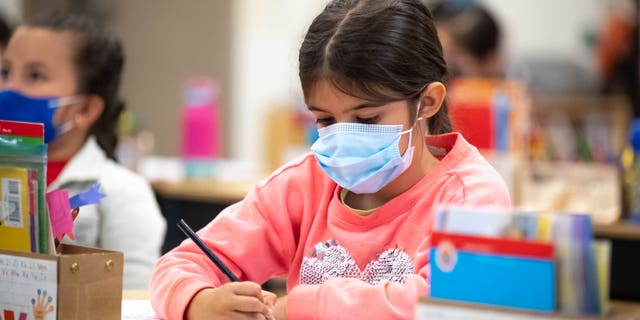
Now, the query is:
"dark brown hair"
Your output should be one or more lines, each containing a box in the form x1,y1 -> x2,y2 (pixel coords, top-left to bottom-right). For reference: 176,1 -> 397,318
0,14 -> 12,49
299,0 -> 451,134
26,10 -> 124,160
432,2 -> 501,62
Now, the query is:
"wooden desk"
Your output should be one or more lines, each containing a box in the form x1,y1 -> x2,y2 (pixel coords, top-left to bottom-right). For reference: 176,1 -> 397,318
122,290 -> 149,300
594,220 -> 640,241
152,178 -> 258,204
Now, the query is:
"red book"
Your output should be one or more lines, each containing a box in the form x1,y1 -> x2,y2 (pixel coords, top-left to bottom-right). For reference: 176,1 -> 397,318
449,100 -> 494,150
430,231 -> 554,260
0,120 -> 44,139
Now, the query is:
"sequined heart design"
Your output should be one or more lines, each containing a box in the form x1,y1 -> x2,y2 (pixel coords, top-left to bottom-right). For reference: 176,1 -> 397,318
300,240 -> 414,285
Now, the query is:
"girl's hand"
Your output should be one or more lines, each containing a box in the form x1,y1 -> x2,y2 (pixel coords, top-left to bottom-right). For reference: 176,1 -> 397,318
186,282 -> 276,320
273,295 -> 287,320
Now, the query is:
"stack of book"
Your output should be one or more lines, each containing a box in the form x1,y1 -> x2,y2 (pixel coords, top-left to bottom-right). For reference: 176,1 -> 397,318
0,120 -> 50,254
430,207 -> 608,317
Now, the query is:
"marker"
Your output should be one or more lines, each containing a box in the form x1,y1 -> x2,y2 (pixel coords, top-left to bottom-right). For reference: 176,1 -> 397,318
177,219 -> 239,282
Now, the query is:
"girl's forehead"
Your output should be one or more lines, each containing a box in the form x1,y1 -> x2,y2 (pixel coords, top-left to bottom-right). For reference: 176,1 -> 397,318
2,27 -> 80,95
307,79 -> 367,108
306,78 -> 404,111
5,27 -> 76,64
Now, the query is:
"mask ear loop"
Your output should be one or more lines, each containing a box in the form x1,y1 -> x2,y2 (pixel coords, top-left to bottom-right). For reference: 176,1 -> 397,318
400,101 -> 424,153
412,83 -> 432,138
55,121 -> 75,137
49,95 -> 86,138
51,95 -> 85,109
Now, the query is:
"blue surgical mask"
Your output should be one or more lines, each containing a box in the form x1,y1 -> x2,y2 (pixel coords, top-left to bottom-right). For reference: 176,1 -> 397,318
0,90 -> 80,143
311,120 -> 417,194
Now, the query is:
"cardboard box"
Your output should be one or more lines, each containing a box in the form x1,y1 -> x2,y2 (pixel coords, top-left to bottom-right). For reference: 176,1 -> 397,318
0,244 -> 123,320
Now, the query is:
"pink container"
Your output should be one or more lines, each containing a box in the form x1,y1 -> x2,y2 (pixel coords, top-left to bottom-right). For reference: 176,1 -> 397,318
181,78 -> 220,176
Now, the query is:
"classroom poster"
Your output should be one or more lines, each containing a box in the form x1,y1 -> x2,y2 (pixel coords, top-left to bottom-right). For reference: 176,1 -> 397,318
0,253 -> 57,320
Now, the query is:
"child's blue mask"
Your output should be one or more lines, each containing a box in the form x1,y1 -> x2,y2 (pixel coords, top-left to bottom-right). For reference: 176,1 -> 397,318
0,90 -> 80,143
311,120 -> 418,194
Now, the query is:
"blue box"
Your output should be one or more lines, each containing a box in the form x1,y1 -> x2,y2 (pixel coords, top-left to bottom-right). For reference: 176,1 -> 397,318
429,232 -> 555,313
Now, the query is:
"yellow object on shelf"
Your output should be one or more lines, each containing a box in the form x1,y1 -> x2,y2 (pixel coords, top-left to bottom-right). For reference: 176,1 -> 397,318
0,167 -> 30,252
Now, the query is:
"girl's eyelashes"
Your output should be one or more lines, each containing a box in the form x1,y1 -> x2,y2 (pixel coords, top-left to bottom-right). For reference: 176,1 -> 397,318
356,116 -> 380,124
28,71 -> 47,83
315,115 -> 381,126
0,69 -> 48,83
316,117 -> 336,126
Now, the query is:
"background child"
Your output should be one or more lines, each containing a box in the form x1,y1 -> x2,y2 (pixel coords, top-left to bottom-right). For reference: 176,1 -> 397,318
0,10 -> 166,289
151,0 -> 510,319
432,1 -> 504,78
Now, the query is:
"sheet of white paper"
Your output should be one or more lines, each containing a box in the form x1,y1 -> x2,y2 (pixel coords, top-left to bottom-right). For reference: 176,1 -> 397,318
416,303 -> 557,320
0,253 -> 57,320
121,300 -> 161,320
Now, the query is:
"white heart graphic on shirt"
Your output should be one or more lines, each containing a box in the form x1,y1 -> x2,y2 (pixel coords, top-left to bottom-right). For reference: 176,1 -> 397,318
299,240 -> 414,285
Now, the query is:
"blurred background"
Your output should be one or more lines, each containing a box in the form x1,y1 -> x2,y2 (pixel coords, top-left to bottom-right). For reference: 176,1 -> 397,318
0,0 -> 635,175
0,0 -> 631,166
2,0 -> 640,302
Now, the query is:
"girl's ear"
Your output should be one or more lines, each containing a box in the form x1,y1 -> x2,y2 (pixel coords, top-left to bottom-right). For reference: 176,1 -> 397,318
418,82 -> 446,119
74,95 -> 105,129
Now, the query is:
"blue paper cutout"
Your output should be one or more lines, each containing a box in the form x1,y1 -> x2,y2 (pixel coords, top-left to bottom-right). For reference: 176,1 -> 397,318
69,184 -> 106,209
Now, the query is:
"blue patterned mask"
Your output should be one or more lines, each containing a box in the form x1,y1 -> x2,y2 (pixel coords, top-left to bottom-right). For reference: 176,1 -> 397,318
311,121 -> 416,194
0,90 -> 80,143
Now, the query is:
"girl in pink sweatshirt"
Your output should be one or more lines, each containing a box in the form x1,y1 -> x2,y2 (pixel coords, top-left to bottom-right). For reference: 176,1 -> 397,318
150,0 -> 511,319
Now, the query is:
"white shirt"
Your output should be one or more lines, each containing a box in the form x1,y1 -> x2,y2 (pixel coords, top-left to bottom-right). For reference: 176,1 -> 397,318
49,136 -> 166,289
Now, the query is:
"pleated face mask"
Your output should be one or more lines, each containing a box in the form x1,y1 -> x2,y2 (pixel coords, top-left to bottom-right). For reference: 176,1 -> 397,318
0,90 -> 81,143
311,119 -> 417,194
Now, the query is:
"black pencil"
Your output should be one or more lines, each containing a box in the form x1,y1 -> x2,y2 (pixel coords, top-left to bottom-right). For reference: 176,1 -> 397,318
177,219 -> 239,282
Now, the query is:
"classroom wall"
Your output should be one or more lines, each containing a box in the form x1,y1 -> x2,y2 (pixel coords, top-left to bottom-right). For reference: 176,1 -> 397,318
229,0 -> 325,169
107,0 -> 323,167
481,0 -> 608,79
0,0 -> 21,24
107,0 -> 233,157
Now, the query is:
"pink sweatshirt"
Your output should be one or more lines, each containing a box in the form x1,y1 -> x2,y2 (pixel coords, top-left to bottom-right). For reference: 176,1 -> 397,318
150,133 -> 511,319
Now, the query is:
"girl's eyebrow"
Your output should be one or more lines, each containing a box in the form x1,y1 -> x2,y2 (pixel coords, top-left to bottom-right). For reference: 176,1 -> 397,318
349,103 -> 385,111
24,61 -> 48,69
307,102 -> 385,113
307,105 -> 326,112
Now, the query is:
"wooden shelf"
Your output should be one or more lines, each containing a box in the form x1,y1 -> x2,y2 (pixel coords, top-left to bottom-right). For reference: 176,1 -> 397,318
593,220 -> 640,241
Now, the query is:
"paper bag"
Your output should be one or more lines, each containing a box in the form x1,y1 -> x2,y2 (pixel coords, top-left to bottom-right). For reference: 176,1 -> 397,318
57,244 -> 123,320
0,244 -> 123,320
